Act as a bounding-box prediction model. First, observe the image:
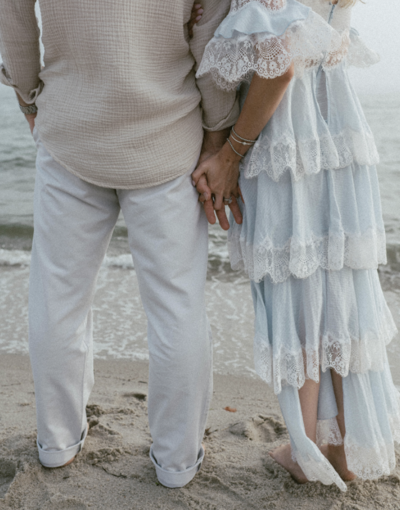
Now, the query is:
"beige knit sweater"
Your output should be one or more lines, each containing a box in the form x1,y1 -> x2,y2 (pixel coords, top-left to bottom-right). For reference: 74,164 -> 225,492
0,0 -> 239,188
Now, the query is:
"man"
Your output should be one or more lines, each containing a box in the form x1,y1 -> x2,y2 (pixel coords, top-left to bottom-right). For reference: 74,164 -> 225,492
0,0 -> 239,488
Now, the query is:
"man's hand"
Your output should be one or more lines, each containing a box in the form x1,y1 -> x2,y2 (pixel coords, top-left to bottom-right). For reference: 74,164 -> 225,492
16,92 -> 36,134
25,113 -> 37,134
192,141 -> 243,231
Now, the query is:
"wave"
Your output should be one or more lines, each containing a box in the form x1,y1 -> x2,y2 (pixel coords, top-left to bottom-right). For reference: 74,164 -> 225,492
0,249 -> 135,269
1,243 -> 399,275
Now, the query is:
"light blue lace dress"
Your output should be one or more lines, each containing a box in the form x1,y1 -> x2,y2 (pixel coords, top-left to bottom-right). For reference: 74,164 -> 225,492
197,0 -> 400,491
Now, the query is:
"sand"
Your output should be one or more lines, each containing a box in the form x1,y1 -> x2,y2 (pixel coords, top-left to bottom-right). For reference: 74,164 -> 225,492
0,355 -> 400,510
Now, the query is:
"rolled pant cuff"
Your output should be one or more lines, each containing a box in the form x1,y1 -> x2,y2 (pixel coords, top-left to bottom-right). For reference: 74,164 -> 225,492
150,445 -> 205,488
37,425 -> 88,468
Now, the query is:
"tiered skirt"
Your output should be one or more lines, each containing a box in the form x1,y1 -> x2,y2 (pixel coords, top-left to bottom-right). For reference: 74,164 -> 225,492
228,69 -> 399,492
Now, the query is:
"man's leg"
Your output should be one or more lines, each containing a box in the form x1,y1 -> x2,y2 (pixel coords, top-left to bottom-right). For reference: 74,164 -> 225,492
29,141 -> 120,467
118,168 -> 212,488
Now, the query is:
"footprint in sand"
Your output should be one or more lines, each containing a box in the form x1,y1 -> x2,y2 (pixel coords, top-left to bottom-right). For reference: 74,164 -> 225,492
86,446 -> 124,466
86,404 -> 105,418
229,415 -> 288,442
0,458 -> 17,499
88,423 -> 122,440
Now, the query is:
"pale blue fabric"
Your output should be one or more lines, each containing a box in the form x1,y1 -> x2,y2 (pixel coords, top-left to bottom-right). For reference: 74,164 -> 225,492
277,382 -> 346,490
207,0 -> 400,489
215,0 -> 309,39
317,369 -> 337,421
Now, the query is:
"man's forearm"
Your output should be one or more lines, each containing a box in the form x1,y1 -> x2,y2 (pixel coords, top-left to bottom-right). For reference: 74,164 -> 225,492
201,128 -> 231,155
16,91 -> 29,108
0,0 -> 42,104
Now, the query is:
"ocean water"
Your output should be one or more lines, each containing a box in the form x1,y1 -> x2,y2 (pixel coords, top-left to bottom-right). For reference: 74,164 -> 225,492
1,85 -> 400,383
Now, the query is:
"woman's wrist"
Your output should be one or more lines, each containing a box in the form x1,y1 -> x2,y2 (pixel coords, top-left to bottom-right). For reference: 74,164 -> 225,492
223,126 -> 258,162
221,139 -> 244,163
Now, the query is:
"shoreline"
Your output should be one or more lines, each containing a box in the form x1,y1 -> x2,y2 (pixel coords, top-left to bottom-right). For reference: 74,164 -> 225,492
1,354 -> 400,509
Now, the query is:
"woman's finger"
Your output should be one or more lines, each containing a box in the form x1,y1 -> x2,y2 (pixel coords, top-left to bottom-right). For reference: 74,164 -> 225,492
203,199 -> 217,225
213,192 -> 224,212
229,197 -> 242,225
216,208 -> 230,231
190,8 -> 203,20
192,3 -> 203,13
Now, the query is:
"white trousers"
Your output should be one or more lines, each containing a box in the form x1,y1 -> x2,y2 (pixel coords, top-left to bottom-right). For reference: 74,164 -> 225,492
29,134 -> 212,488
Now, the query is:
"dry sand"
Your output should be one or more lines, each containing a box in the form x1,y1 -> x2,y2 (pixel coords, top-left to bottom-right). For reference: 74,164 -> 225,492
1,354 -> 400,510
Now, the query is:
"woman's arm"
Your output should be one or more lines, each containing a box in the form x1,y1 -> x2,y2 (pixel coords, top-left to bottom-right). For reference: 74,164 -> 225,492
192,65 -> 294,230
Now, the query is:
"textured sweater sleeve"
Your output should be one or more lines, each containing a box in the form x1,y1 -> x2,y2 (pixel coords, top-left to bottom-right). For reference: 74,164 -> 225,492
190,0 -> 239,131
0,0 -> 42,104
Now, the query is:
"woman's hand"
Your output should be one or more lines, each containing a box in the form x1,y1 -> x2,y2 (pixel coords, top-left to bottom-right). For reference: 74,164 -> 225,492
188,3 -> 203,38
192,142 -> 243,230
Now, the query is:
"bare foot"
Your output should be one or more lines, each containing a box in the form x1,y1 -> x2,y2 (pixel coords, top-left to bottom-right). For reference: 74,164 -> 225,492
269,444 -> 308,484
46,422 -> 89,469
60,456 -> 75,467
321,444 -> 357,482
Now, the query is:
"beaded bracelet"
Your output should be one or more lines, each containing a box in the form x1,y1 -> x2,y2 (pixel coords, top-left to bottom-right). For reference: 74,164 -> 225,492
230,132 -> 254,146
226,137 -> 244,158
231,126 -> 257,144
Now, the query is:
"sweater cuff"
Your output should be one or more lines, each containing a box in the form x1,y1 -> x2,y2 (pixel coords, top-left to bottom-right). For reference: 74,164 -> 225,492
0,63 -> 43,104
202,95 -> 240,132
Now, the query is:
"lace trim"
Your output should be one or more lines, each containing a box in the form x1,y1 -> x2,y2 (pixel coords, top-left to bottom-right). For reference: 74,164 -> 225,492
323,30 -> 350,70
344,394 -> 400,480
197,11 -> 343,90
230,0 -> 286,13
254,309 -> 398,394
346,28 -> 380,69
345,438 -> 395,480
292,444 -> 347,491
243,127 -> 379,182
229,229 -> 387,284
316,417 -> 343,447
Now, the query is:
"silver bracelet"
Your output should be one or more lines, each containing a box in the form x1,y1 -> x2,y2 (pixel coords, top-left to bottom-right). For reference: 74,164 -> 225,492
226,137 -> 244,158
232,126 -> 257,144
230,131 -> 255,146
19,104 -> 38,115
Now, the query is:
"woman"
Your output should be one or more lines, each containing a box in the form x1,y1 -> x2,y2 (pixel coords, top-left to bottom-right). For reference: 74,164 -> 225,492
192,0 -> 400,491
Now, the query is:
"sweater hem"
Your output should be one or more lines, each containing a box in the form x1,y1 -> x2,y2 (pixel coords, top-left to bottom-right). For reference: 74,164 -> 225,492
35,128 -> 200,190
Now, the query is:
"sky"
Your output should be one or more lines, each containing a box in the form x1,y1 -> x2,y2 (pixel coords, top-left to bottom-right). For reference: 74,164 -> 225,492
351,0 -> 400,95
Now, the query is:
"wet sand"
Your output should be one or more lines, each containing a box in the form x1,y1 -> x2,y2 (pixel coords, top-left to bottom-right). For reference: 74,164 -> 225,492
1,354 -> 400,510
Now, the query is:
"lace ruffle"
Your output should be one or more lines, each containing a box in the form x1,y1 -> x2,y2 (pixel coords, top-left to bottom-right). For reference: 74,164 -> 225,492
254,312 -> 397,394
229,229 -> 387,284
316,417 -> 343,448
343,373 -> 400,480
197,8 -> 343,91
293,445 -> 347,491
230,0 -> 286,13
346,28 -> 380,69
243,127 -> 379,182
345,439 -> 395,480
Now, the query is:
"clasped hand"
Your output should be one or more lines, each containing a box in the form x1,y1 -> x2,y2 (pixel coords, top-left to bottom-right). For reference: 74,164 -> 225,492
191,142 -> 243,231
